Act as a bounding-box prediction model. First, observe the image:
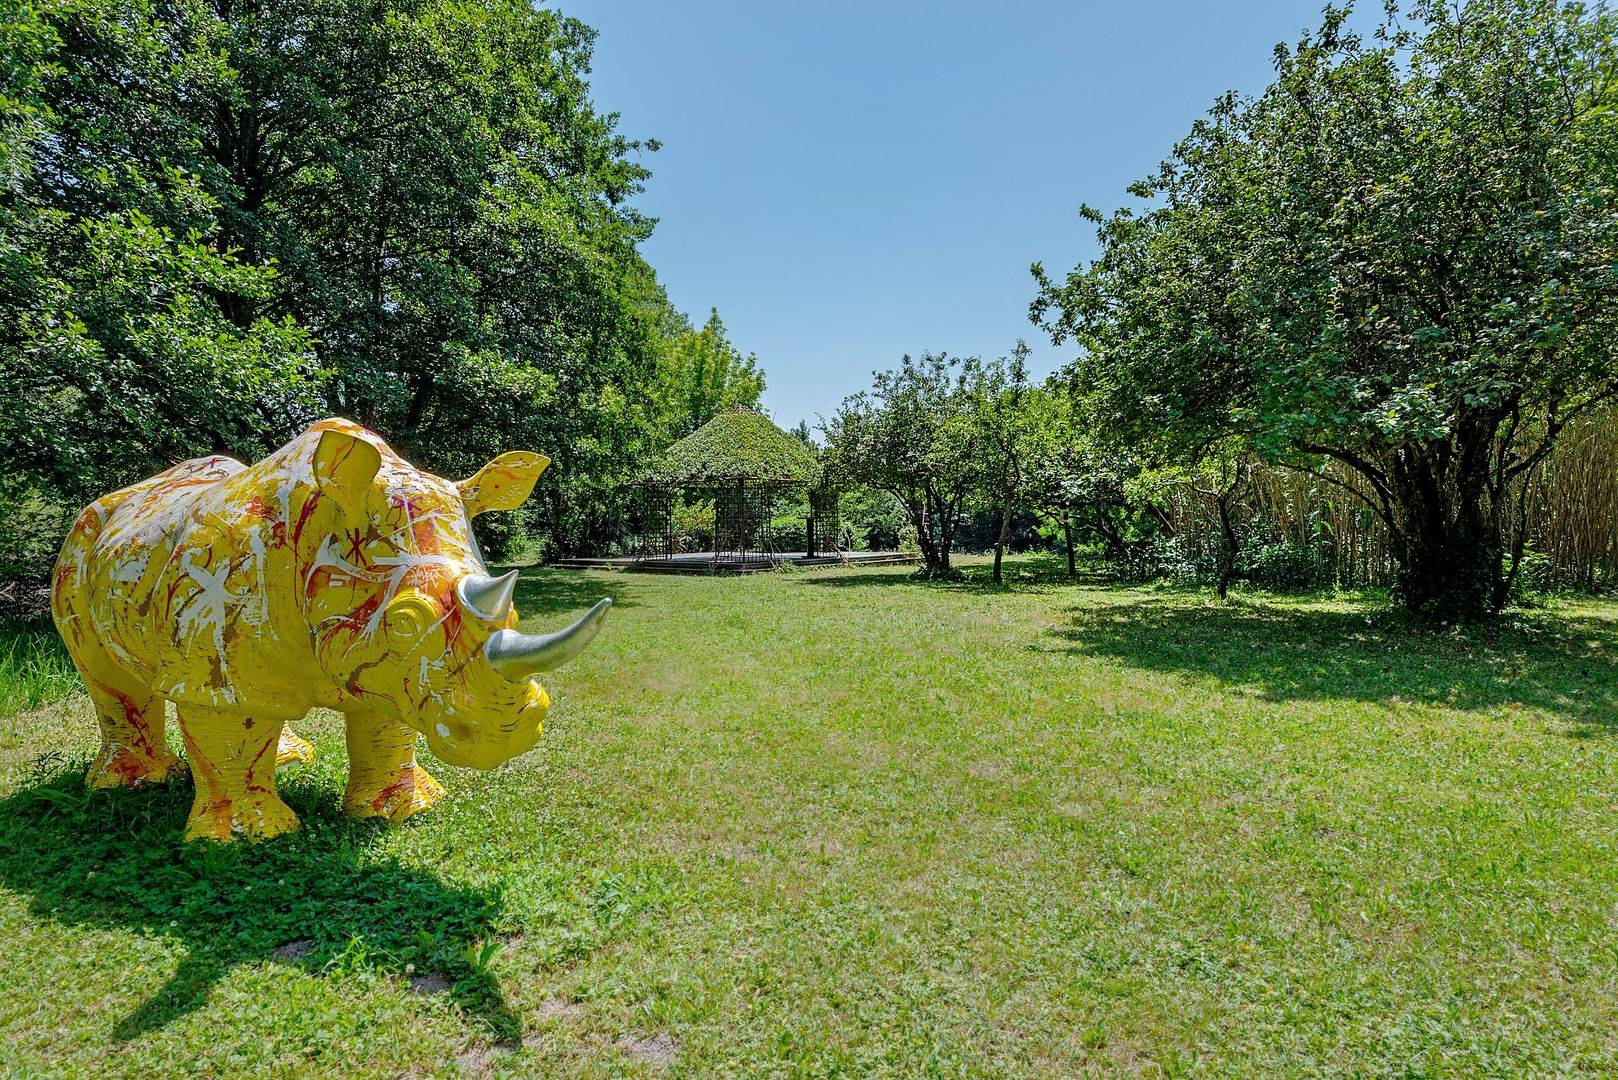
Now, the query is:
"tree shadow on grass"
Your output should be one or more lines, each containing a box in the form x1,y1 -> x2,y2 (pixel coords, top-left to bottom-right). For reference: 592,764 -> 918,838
1048,594 -> 1618,730
0,756 -> 523,1043
502,564 -> 639,619
799,554 -> 1100,594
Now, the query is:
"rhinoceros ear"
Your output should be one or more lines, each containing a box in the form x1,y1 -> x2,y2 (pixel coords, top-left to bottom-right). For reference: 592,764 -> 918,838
312,428 -> 382,514
458,451 -> 548,517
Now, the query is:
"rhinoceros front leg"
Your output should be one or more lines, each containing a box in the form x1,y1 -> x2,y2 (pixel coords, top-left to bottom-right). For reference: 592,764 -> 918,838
177,705 -> 299,843
341,711 -> 445,824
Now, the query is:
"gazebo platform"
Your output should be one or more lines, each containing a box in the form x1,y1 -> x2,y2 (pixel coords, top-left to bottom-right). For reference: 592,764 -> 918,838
553,551 -> 920,574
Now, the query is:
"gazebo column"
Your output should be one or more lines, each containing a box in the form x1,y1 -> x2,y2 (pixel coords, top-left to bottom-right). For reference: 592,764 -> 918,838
809,488 -> 839,557
713,479 -> 747,563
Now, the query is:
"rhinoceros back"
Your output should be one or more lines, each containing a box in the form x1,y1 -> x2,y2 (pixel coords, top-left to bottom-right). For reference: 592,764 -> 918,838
50,454 -> 300,706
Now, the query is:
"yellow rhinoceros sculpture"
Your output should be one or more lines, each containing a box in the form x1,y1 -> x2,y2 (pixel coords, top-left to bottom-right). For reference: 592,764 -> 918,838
51,419 -> 609,842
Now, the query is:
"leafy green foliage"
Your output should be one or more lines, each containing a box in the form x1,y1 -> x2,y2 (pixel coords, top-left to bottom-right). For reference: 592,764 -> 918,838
1017,386 -> 1172,576
0,0 -> 320,511
671,498 -> 716,551
1034,0 -> 1618,620
655,309 -> 766,440
968,344 -> 1037,584
838,484 -> 911,551
645,408 -> 820,484
0,0 -> 724,566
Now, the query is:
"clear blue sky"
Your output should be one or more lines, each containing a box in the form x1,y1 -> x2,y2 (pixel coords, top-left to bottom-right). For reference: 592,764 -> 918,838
561,1 -> 1336,432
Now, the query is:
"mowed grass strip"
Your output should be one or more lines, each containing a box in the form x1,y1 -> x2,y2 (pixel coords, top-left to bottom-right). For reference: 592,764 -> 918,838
2,556 -> 1617,1076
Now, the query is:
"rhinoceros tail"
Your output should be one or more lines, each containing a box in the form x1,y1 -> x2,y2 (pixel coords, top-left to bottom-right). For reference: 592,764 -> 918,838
52,499 -> 111,637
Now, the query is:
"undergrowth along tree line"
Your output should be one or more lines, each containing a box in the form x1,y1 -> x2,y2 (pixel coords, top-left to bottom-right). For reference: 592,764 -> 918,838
1109,403 -> 1618,596
823,354 -> 1618,600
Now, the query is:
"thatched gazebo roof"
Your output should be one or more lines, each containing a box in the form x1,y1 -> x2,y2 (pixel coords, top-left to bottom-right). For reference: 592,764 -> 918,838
644,407 -> 822,487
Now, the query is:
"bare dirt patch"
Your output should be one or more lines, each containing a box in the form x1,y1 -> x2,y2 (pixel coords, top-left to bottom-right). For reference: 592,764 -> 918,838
535,998 -> 585,1021
269,939 -> 313,961
455,1043 -> 510,1076
409,972 -> 453,995
619,1032 -> 679,1064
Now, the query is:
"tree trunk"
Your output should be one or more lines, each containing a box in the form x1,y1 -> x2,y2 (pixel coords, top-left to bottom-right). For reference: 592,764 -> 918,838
907,498 -> 943,571
992,495 -> 1011,584
1390,458 -> 1503,620
922,488 -> 952,572
1215,492 -> 1238,601
1304,405 -> 1551,621
1395,528 -> 1502,619
1062,517 -> 1075,575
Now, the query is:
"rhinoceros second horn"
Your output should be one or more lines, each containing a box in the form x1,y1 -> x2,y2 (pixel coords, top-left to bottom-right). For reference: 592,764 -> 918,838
486,598 -> 612,679
458,570 -> 519,620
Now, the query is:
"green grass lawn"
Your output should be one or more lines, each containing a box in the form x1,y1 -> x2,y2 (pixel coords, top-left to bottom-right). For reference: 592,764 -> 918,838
4,556 -> 1618,1076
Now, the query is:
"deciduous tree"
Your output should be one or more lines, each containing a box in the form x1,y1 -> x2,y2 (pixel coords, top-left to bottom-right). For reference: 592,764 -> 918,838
972,344 -> 1035,585
2,0 -> 689,562
1034,0 -> 1618,619
825,354 -> 983,576
0,0 -> 318,508
657,308 -> 766,439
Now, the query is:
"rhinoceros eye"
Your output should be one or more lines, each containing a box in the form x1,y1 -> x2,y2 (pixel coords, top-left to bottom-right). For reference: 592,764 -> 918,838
385,595 -> 439,643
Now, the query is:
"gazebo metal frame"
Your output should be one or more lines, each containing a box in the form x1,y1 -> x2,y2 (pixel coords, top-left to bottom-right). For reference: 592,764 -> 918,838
634,476 -> 840,571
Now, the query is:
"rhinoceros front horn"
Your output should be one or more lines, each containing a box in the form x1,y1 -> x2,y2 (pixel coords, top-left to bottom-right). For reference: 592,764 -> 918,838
485,598 -> 612,680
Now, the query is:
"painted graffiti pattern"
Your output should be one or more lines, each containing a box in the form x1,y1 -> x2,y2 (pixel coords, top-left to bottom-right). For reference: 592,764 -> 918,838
52,419 -> 558,841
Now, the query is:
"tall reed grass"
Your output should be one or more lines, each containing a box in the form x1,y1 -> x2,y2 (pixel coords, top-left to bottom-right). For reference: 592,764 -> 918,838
1160,406 -> 1618,591
0,623 -> 80,718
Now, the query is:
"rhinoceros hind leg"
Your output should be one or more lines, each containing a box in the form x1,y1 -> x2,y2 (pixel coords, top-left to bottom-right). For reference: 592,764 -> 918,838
276,726 -> 316,766
342,712 -> 445,824
82,677 -> 186,790
178,706 -> 299,843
